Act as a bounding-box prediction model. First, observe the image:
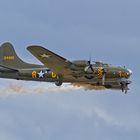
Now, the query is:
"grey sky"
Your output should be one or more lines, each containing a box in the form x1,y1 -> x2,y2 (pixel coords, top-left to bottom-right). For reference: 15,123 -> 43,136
0,0 -> 140,140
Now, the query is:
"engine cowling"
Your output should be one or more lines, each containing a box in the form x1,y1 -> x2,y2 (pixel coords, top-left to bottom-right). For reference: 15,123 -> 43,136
84,66 -> 94,73
72,60 -> 89,67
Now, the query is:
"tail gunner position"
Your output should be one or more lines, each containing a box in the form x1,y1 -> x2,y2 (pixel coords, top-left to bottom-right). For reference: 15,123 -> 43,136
0,42 -> 132,93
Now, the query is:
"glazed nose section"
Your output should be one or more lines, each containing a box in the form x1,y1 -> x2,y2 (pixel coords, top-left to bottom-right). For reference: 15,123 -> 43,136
127,69 -> 133,77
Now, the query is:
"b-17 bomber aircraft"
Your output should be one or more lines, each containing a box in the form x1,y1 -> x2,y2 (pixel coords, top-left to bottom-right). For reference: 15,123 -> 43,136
0,42 -> 132,93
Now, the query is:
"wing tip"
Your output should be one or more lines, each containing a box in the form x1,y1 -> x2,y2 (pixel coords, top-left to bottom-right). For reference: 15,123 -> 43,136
27,45 -> 44,51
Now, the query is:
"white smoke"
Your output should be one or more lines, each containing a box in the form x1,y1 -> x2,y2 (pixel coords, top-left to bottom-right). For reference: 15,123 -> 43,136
72,83 -> 106,91
0,80 -> 82,96
0,80 -> 108,97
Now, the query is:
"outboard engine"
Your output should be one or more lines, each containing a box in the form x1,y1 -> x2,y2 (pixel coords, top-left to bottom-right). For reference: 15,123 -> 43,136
72,60 -> 89,67
84,66 -> 94,73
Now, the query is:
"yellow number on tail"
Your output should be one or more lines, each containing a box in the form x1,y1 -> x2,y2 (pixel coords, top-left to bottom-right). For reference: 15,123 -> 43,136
3,56 -> 15,60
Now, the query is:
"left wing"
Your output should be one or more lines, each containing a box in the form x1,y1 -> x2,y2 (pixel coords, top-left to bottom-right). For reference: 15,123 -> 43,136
27,45 -> 72,75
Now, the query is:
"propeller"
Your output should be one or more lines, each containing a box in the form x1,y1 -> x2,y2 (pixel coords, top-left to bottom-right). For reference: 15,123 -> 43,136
102,68 -> 107,85
121,83 -> 128,94
87,57 -> 94,72
120,80 -> 131,94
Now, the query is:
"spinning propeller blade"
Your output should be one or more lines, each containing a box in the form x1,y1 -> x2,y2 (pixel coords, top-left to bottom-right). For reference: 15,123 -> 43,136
87,57 -> 94,72
102,69 -> 107,85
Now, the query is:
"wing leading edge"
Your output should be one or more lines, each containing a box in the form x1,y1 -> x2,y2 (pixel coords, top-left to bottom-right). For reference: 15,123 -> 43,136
27,45 -> 72,75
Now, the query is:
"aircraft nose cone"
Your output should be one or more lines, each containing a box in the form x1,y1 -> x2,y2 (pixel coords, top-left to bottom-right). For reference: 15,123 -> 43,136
127,69 -> 133,77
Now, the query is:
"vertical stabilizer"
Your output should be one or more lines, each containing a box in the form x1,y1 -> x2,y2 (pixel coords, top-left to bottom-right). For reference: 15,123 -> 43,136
0,42 -> 43,69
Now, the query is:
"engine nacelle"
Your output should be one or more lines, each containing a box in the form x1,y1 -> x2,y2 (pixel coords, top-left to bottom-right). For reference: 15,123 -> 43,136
72,60 -> 89,67
84,66 -> 94,73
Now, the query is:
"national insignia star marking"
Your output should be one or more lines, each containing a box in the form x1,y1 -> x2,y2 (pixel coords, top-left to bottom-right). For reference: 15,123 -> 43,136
40,54 -> 51,58
38,71 -> 45,78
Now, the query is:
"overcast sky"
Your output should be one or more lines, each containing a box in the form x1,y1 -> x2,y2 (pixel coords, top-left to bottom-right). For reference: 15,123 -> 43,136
0,0 -> 140,140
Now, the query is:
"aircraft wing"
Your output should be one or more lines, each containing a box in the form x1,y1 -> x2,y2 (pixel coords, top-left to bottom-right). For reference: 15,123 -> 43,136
27,45 -> 72,75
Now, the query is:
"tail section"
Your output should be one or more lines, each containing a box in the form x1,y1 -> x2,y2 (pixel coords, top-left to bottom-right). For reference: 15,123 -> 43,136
0,42 -> 43,69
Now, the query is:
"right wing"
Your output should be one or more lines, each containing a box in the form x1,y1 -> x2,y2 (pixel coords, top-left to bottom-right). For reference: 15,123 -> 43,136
27,45 -> 72,75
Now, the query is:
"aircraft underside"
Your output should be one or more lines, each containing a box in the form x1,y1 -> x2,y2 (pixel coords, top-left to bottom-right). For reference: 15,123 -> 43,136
0,69 -> 130,93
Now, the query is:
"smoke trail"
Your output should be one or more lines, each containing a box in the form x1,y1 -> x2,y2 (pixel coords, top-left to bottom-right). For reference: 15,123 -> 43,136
0,80 -> 82,96
0,80 -> 108,97
72,83 -> 106,91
